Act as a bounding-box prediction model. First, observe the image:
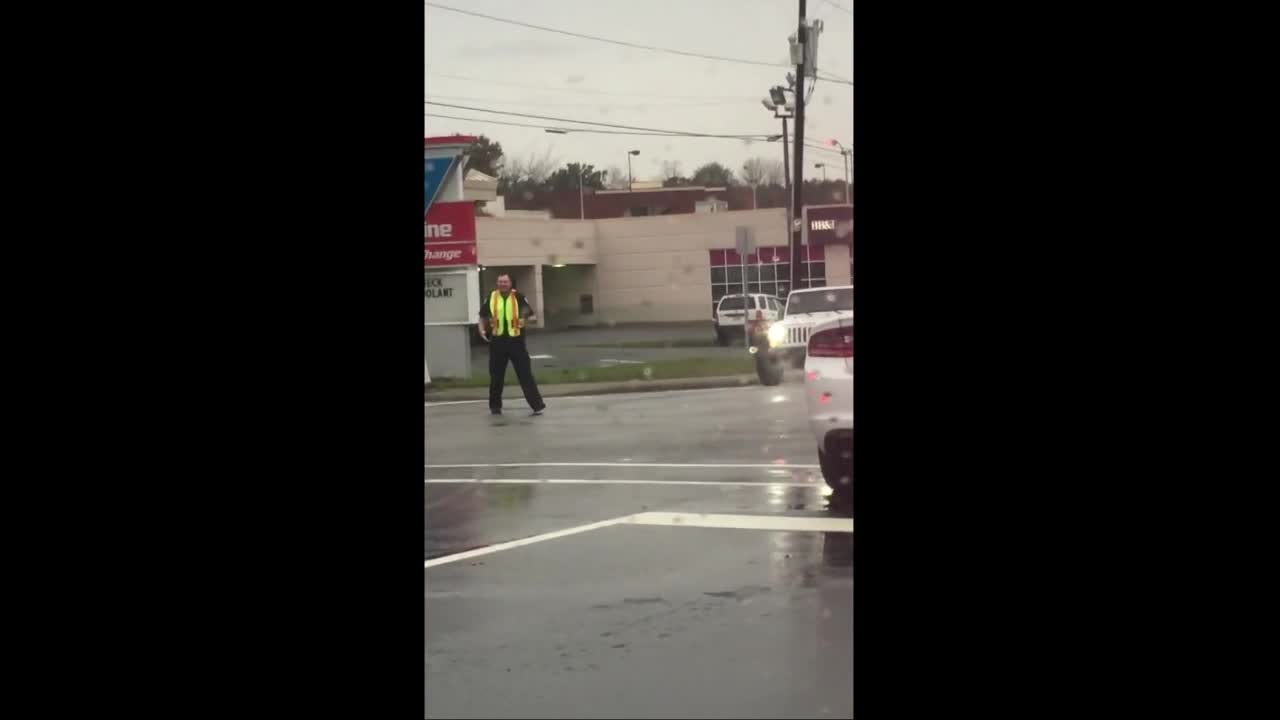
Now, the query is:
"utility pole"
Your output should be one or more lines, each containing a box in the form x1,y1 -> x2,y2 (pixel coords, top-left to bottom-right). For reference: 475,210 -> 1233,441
790,0 -> 807,291
579,164 -> 585,220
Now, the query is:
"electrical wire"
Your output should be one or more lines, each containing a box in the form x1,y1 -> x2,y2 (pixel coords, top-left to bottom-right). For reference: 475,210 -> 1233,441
424,1 -> 852,85
423,93 -> 750,109
424,112 -> 776,140
426,71 -> 759,101
424,101 -> 773,138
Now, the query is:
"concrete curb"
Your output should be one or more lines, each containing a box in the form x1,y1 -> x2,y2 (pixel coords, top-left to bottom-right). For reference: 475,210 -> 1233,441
425,373 -> 769,402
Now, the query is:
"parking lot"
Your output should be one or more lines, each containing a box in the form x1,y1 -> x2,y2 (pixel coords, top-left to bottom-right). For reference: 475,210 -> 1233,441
425,385 -> 853,719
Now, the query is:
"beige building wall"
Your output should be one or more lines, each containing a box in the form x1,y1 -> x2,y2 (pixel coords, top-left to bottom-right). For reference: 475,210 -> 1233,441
823,243 -> 852,286
475,208 -> 846,324
475,217 -> 597,267
593,208 -> 788,323
541,264 -> 599,329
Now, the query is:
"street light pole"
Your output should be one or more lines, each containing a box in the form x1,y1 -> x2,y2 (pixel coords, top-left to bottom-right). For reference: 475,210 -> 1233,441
842,151 -> 850,203
764,86 -> 794,295
829,139 -> 852,204
782,118 -> 792,278
544,128 -> 588,218
627,149 -> 640,191
816,163 -> 827,181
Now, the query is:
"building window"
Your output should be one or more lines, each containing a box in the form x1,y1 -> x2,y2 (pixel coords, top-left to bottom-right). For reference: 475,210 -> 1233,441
709,245 -> 825,302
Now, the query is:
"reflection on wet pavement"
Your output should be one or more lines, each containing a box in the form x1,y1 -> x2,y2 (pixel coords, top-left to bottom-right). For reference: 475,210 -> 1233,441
426,378 -> 853,718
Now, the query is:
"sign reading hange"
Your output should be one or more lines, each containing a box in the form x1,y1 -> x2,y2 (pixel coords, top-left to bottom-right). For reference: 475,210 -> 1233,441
423,242 -> 476,267
424,200 -> 477,268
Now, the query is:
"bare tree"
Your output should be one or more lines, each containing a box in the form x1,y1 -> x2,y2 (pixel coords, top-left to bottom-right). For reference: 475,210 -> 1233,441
741,157 -> 769,187
660,160 -> 683,182
497,147 -> 560,195
762,158 -> 785,187
741,157 -> 774,209
526,147 -> 558,185
604,164 -> 630,190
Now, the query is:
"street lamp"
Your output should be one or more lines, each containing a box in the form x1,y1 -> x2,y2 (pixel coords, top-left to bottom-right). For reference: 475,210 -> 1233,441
627,150 -> 640,191
828,139 -> 852,203
546,128 -> 589,219
763,85 -> 795,294
815,162 -> 827,181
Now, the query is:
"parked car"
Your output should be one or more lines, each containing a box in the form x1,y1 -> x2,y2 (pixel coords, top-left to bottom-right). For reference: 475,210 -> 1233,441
803,315 -> 853,494
755,286 -> 853,385
713,293 -> 782,346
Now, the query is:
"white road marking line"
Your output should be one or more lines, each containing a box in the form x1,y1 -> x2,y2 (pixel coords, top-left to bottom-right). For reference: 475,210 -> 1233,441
624,512 -> 853,533
425,478 -> 821,487
425,462 -> 820,469
424,385 -> 759,407
423,514 -> 635,569
529,354 -> 555,360
423,508 -> 853,568
423,400 -> 489,406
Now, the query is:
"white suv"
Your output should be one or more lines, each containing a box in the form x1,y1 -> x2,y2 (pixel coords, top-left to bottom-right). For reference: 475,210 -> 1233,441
804,315 -> 853,495
755,285 -> 853,385
714,293 -> 782,346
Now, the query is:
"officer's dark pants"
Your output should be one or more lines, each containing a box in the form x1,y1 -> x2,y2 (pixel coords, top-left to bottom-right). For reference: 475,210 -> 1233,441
489,335 -> 545,412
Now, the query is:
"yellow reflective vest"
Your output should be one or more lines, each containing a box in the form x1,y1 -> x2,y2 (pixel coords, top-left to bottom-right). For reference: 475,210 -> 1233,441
489,290 -> 523,337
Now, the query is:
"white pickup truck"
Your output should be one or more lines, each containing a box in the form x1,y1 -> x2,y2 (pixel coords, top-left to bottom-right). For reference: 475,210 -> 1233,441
755,285 -> 853,385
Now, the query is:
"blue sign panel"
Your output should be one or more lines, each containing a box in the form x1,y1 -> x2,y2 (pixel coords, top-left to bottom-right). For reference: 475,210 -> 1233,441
424,156 -> 458,213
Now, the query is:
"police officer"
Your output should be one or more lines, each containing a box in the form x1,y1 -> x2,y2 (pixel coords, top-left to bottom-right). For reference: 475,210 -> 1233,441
478,273 -> 546,416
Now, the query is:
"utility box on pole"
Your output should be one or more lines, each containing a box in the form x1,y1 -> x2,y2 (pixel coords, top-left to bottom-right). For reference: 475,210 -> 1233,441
789,19 -> 824,78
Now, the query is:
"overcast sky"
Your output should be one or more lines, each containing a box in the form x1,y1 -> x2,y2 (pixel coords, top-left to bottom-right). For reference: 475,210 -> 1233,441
425,0 -> 853,185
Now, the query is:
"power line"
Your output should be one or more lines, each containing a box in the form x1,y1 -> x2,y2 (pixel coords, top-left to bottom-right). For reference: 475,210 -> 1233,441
804,142 -> 847,157
424,101 -> 773,138
828,0 -> 854,17
424,93 -> 749,109
426,71 -> 758,101
425,112 -> 775,140
424,1 -> 852,85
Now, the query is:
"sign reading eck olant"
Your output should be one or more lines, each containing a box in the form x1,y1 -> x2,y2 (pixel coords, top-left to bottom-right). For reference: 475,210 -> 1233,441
424,271 -> 471,323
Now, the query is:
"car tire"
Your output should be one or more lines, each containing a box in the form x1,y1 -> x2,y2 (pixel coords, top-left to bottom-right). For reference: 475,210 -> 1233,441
756,350 -> 785,386
819,446 -> 852,494
715,328 -> 729,346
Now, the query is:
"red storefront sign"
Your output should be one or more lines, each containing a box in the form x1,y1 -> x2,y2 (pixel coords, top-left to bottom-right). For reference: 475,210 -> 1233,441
424,200 -> 477,242
424,242 -> 477,267
804,205 -> 854,246
424,201 -> 477,267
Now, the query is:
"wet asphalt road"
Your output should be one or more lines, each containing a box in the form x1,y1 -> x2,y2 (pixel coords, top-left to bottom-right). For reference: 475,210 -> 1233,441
425,385 -> 853,719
